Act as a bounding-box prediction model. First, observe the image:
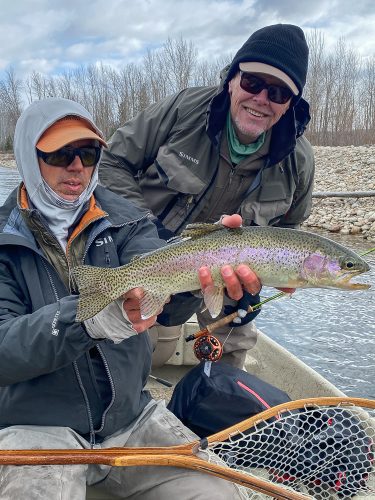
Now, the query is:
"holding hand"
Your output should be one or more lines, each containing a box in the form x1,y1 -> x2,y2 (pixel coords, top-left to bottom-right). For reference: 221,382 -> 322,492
199,214 -> 261,301
83,288 -> 160,343
199,214 -> 294,324
224,291 -> 261,327
83,299 -> 137,343
122,288 -> 160,333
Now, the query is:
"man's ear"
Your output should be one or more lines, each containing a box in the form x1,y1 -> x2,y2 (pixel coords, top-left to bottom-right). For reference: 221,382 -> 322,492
228,79 -> 234,96
281,100 -> 292,115
228,71 -> 241,95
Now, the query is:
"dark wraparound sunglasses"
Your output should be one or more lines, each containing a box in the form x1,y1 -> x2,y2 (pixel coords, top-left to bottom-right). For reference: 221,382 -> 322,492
239,72 -> 294,104
36,146 -> 102,167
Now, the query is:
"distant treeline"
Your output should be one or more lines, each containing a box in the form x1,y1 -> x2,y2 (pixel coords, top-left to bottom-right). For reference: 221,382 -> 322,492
1,32 -> 375,150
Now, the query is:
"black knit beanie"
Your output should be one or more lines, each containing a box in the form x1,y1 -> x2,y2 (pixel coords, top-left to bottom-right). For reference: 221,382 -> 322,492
226,24 -> 309,95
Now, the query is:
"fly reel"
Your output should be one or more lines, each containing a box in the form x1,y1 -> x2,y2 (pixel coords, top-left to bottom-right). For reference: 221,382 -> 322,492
193,334 -> 223,362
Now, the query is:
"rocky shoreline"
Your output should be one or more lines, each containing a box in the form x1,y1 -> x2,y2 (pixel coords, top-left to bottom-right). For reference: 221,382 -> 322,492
1,146 -> 374,242
302,145 -> 375,243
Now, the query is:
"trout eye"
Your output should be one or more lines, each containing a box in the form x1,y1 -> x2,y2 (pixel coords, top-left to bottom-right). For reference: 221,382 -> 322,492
345,261 -> 355,269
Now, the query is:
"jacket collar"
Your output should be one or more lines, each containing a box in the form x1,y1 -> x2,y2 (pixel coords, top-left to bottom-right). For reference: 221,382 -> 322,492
0,185 -> 150,248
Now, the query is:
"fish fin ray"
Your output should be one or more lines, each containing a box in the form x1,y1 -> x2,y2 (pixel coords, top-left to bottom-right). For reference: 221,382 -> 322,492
180,223 -> 227,239
140,291 -> 170,319
165,235 -> 191,244
203,285 -> 224,318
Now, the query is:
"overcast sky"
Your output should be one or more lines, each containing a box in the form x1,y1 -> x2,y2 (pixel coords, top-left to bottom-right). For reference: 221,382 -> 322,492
1,0 -> 374,79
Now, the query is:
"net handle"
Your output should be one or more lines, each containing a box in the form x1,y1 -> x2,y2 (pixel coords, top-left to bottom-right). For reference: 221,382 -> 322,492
0,397 -> 373,459
0,451 -> 310,499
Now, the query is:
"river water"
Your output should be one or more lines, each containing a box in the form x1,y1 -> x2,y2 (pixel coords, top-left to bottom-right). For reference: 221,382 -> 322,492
0,166 -> 374,399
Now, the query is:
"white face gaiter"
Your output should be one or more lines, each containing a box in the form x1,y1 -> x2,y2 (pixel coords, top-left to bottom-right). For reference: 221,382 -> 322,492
13,98 -> 105,250
36,167 -> 99,250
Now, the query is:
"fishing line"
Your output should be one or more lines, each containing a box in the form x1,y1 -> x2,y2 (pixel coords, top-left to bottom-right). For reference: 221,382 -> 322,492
360,247 -> 375,256
220,326 -> 235,349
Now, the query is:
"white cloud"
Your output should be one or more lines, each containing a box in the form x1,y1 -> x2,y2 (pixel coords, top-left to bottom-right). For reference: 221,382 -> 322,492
0,0 -> 374,79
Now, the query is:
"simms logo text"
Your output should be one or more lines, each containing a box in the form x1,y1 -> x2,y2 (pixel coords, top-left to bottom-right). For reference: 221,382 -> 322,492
179,152 -> 199,165
95,236 -> 114,246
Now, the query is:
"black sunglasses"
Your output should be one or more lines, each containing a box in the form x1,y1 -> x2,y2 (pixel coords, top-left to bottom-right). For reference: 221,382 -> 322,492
36,146 -> 102,167
239,72 -> 294,104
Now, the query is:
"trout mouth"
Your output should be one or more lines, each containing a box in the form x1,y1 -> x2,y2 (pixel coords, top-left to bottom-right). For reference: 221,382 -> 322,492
334,270 -> 371,290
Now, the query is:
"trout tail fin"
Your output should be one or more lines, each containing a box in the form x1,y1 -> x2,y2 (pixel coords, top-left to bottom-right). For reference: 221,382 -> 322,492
71,265 -> 126,322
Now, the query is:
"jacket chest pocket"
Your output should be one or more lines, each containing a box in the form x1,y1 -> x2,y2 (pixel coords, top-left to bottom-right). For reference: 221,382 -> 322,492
154,146 -> 206,194
241,182 -> 293,226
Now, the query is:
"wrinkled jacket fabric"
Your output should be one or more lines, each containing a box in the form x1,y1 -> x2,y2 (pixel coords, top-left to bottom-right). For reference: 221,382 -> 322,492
0,185 -> 192,441
99,82 -> 314,234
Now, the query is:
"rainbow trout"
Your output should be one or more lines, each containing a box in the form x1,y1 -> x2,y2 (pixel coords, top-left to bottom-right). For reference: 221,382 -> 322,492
72,224 -> 371,321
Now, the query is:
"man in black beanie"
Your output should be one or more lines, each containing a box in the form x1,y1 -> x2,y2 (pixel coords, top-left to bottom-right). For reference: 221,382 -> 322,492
99,23 -> 314,370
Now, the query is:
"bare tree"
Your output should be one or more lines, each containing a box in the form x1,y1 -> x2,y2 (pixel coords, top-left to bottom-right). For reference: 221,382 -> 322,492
305,35 -> 361,145
357,55 -> 375,143
0,68 -> 23,149
193,55 -> 232,87
330,39 -> 359,144
143,48 -> 168,103
304,30 -> 326,144
157,37 -> 197,93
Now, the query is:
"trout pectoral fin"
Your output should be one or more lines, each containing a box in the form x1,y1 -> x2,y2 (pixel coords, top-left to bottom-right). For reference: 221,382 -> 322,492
140,290 -> 171,319
203,285 -> 224,318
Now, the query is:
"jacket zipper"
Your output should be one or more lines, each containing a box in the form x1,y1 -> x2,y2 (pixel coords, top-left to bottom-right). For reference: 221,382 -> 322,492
105,249 -> 111,266
74,362 -> 96,446
42,258 -> 97,444
67,213 -> 107,292
95,345 -> 116,433
229,166 -> 236,186
185,195 -> 194,215
41,260 -> 59,302
174,176 -> 217,235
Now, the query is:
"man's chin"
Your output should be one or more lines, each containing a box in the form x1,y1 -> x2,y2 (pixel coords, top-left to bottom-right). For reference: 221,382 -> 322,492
238,125 -> 266,143
59,192 -> 82,202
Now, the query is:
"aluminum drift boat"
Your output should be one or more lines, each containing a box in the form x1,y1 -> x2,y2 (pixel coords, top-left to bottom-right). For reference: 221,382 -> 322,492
87,320 -> 375,500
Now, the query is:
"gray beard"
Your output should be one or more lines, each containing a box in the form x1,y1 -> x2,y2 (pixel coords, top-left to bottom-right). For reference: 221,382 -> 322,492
232,117 -> 265,144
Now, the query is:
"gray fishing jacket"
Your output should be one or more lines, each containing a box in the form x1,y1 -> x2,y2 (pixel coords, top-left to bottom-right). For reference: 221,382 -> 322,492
99,83 -> 314,235
0,185 -> 197,443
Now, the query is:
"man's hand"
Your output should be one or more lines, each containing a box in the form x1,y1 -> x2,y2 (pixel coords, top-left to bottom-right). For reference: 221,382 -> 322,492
218,214 -> 295,296
198,264 -> 261,300
219,214 -> 242,228
199,214 -> 261,300
199,214 -> 295,299
122,288 -> 160,333
83,298 -> 141,344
